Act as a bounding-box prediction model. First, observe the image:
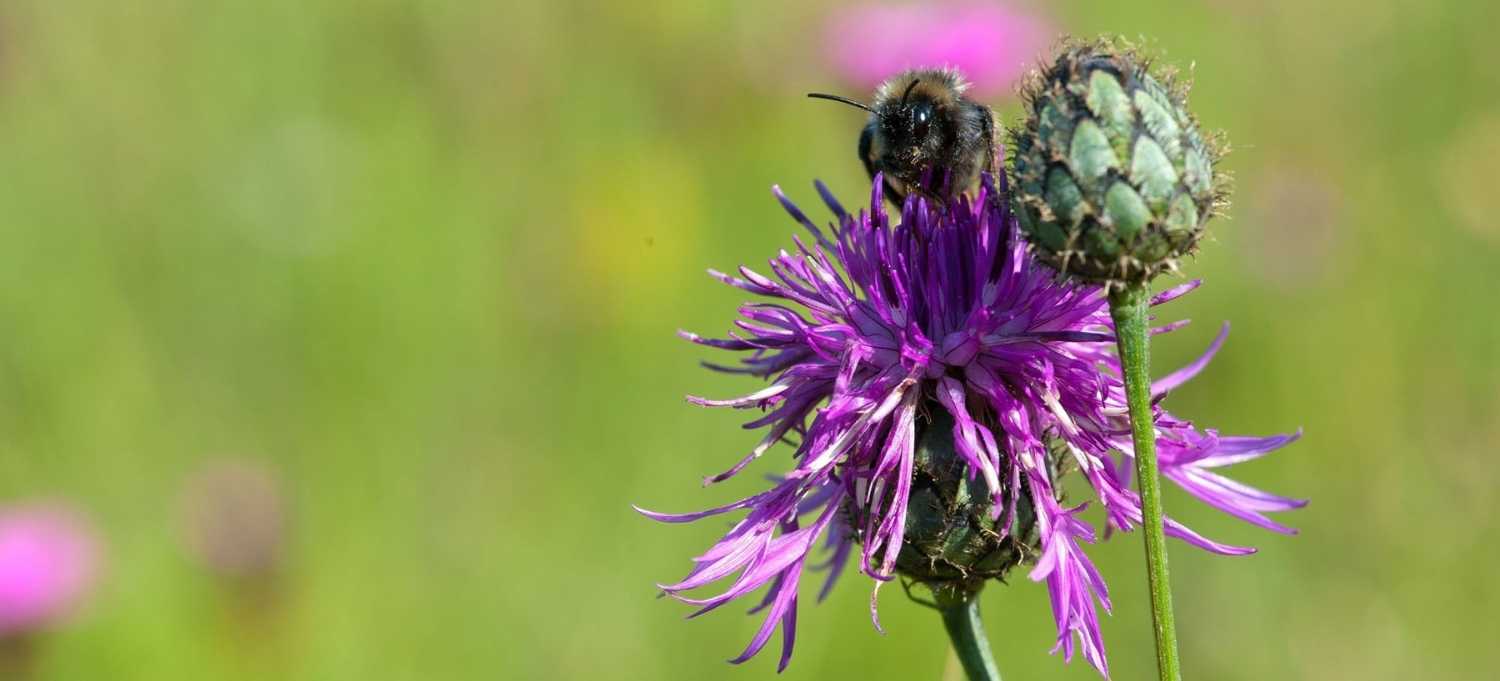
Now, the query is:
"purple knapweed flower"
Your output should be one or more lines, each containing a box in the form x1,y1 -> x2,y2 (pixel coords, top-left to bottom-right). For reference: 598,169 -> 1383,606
0,502 -> 100,638
824,2 -> 1051,98
639,155 -> 1306,676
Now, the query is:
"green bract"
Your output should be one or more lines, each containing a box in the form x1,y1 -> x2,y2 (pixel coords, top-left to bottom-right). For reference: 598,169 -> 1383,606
1012,39 -> 1228,288
872,410 -> 1063,599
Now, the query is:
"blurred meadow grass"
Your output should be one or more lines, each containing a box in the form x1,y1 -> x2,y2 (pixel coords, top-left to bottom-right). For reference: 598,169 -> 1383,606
0,0 -> 1496,679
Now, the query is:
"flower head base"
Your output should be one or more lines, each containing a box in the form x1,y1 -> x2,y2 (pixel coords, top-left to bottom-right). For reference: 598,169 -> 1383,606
0,502 -> 100,638
640,160 -> 1302,675
878,408 -> 1053,599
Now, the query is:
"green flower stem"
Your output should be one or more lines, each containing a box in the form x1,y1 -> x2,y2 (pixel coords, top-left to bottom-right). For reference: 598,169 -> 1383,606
934,589 -> 1001,681
1109,285 -> 1182,681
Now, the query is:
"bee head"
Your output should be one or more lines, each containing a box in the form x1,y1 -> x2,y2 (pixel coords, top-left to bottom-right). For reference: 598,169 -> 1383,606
809,68 -> 986,201
881,79 -> 942,165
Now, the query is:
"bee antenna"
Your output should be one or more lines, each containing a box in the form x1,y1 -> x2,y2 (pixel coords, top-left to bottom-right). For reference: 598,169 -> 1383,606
900,79 -> 920,105
806,93 -> 874,113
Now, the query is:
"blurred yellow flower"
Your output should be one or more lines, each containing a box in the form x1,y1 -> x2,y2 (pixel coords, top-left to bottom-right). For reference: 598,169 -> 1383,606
567,148 -> 702,328
1438,113 -> 1500,243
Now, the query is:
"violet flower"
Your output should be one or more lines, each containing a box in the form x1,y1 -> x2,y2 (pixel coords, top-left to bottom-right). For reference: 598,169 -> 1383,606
640,156 -> 1304,676
0,502 -> 100,638
824,2 -> 1051,98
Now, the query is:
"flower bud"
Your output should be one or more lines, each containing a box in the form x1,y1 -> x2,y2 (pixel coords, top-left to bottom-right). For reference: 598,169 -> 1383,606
1012,38 -> 1228,287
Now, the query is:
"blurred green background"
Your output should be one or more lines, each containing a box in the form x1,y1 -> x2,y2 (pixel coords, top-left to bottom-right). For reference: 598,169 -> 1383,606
0,0 -> 1496,679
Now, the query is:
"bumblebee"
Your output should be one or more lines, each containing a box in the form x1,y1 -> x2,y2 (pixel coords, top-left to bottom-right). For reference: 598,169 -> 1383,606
809,68 -> 997,203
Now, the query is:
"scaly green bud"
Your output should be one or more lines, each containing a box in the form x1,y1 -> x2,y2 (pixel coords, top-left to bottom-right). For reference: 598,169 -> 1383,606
1011,38 -> 1229,288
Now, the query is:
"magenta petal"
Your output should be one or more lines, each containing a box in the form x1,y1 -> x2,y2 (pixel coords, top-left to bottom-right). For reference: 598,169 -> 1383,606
1195,431 -> 1304,467
1151,279 -> 1203,306
1153,322 -> 1230,397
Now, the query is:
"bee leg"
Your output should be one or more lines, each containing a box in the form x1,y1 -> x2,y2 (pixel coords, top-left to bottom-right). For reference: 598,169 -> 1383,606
860,120 -> 905,206
974,102 -> 997,175
859,121 -> 877,181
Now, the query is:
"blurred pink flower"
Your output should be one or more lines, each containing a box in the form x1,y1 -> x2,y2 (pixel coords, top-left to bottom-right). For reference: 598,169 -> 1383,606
824,2 -> 1052,97
0,503 -> 100,637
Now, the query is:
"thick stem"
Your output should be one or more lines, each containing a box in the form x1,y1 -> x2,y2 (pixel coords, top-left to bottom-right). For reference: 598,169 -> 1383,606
1109,285 -> 1182,681
934,589 -> 1002,681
